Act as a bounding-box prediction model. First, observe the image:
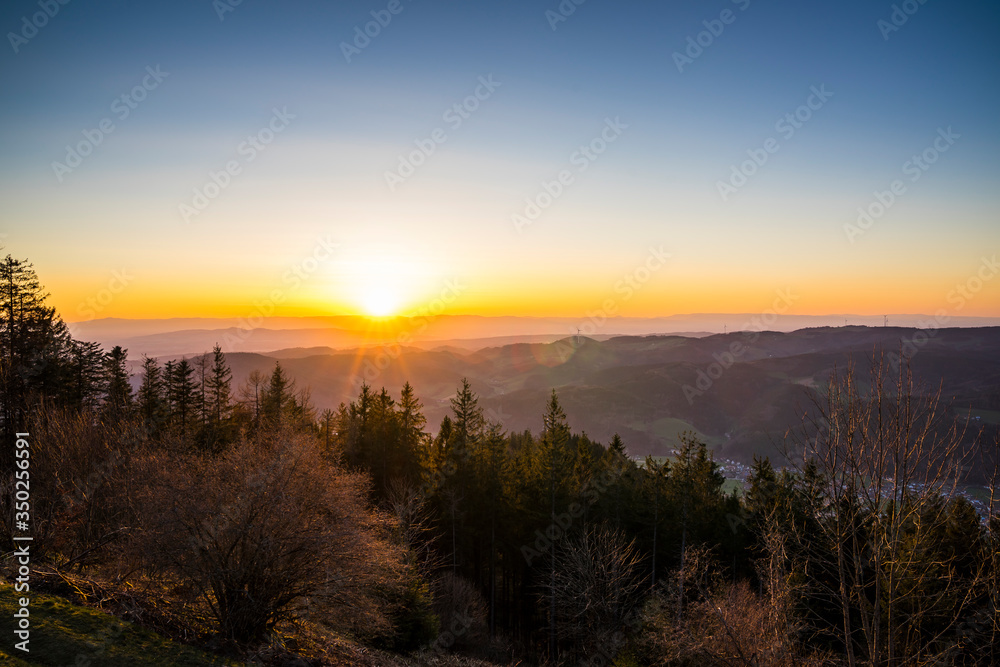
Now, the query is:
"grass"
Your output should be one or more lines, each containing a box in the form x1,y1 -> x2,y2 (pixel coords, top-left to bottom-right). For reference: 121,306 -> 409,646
642,417 -> 719,447
963,486 -> 995,504
965,408 -> 1000,425
0,583 -> 242,666
721,478 -> 745,497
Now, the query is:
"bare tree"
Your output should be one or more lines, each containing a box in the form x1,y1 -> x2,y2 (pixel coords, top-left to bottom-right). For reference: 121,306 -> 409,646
544,525 -> 643,662
237,369 -> 265,430
790,348 -> 985,666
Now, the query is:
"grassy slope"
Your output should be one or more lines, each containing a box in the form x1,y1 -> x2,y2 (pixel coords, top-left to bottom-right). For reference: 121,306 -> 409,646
0,583 -> 505,667
0,583 -> 240,666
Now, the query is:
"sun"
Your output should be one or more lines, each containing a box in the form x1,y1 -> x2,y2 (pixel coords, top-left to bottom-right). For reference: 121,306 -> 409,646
361,285 -> 399,318
340,247 -> 443,319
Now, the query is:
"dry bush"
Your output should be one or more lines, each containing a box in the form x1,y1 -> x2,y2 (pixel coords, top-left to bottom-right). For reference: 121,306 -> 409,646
3,406 -> 438,650
639,546 -> 832,667
691,582 -> 829,667
0,403 -> 147,569
429,571 -> 489,652
129,427 -> 403,645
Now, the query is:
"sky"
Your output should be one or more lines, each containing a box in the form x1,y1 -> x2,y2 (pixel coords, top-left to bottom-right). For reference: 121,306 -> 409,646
1,0 -> 998,323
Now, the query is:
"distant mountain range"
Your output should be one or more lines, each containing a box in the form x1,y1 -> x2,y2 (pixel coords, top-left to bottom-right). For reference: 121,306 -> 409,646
122,324 -> 1000,465
68,313 -> 1000,359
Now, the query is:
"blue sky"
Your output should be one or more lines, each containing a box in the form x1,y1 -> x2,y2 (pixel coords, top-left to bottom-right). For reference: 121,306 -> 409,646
1,0 -> 998,319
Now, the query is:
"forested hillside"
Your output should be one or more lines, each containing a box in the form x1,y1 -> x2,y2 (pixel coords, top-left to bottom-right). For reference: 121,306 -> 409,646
166,326 -> 1000,465
3,251 -> 999,666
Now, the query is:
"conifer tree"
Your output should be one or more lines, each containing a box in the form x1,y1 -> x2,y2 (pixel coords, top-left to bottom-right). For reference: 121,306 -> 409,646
538,389 -> 571,662
475,420 -> 509,636
371,387 -> 399,497
450,378 -> 484,457
668,433 -> 726,613
0,252 -> 73,448
262,361 -> 294,429
605,433 -> 630,529
138,355 -> 168,434
340,383 -> 374,471
644,456 -> 669,591
103,345 -> 132,419
397,381 -> 428,482
320,408 -> 335,454
431,415 -> 453,470
169,358 -> 197,440
67,339 -> 107,413
194,353 -> 210,436
204,344 -> 232,446
439,379 -> 485,575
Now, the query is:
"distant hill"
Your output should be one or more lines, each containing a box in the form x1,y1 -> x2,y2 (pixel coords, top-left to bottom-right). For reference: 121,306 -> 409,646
72,313 -> 1000,358
138,326 -> 1000,465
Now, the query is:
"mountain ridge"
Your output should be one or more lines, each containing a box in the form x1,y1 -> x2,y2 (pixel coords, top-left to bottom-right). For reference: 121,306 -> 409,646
130,326 -> 1000,465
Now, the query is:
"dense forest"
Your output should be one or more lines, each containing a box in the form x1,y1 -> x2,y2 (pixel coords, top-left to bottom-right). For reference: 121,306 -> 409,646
2,251 -> 998,666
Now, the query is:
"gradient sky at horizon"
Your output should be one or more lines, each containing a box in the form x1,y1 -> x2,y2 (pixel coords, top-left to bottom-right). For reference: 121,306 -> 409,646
1,0 -> 998,321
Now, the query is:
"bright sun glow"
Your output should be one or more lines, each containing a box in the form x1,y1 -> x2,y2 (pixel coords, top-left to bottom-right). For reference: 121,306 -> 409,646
362,285 -> 400,318
342,250 -> 441,319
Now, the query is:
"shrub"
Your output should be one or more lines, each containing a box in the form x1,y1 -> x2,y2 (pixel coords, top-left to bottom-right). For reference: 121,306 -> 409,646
0,404 -> 146,569
132,428 -> 383,644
